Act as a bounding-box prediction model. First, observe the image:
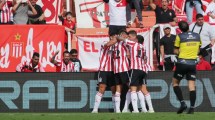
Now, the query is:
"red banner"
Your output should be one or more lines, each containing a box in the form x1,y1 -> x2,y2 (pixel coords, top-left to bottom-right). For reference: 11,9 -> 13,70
0,25 -> 65,72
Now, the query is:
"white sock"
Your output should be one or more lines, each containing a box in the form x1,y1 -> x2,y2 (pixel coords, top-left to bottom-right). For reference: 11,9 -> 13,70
145,93 -> 154,110
112,94 -> 116,112
131,91 -> 138,112
137,91 -> 147,112
123,90 -> 131,111
115,92 -> 121,112
93,92 -> 103,111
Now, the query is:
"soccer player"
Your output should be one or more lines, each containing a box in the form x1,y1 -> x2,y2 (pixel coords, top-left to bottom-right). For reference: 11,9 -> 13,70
172,21 -> 201,114
116,30 -> 145,113
16,52 -> 45,72
111,30 -> 130,113
50,51 -> 74,72
91,38 -> 116,113
137,35 -> 154,113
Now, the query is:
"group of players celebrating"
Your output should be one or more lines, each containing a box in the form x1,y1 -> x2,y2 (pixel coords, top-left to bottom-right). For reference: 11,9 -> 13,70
91,29 -> 154,113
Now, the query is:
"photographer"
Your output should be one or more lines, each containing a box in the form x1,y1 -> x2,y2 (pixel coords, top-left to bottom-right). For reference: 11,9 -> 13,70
185,0 -> 204,24
12,0 -> 37,24
0,0 -> 13,24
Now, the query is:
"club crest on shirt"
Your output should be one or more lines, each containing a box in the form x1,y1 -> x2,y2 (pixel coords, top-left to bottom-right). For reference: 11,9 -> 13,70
169,12 -> 172,16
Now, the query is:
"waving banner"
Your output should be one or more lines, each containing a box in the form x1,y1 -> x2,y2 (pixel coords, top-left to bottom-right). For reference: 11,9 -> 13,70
74,0 -> 109,28
77,28 -> 152,71
37,0 -> 62,23
0,25 -> 65,72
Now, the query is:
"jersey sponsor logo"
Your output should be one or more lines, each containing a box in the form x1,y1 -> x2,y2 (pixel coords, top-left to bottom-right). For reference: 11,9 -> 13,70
186,43 -> 197,46
187,35 -> 196,39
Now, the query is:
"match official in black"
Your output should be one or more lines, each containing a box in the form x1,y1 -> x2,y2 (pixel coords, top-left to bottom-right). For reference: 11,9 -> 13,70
172,21 -> 201,114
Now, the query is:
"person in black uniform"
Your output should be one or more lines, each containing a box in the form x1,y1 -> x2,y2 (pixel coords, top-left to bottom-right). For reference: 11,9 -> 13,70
149,0 -> 178,70
70,49 -> 83,72
173,21 -> 201,114
160,24 -> 176,71
28,0 -> 46,24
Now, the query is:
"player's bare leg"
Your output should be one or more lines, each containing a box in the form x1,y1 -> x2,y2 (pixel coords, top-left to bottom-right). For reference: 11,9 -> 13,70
92,84 -> 107,113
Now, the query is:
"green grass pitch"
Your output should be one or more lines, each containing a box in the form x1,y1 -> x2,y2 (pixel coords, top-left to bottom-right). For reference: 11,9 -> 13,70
0,113 -> 215,120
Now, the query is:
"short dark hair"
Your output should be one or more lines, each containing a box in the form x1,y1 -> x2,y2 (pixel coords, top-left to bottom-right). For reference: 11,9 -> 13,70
178,21 -> 189,32
32,52 -> 39,58
70,49 -> 78,54
118,29 -> 128,35
63,51 -> 70,56
65,12 -> 73,17
137,35 -> 144,44
196,13 -> 203,20
128,30 -> 137,36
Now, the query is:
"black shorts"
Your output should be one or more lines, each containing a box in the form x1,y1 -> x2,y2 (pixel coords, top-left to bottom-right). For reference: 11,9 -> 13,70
139,71 -> 147,85
115,72 -> 129,85
98,71 -> 115,87
173,63 -> 196,81
129,69 -> 147,86
109,25 -> 126,36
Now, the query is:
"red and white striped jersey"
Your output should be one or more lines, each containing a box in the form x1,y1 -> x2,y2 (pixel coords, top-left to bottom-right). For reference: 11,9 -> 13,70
55,61 -> 74,72
16,60 -> 45,72
143,62 -> 152,73
0,1 -> 13,23
109,0 -> 127,26
125,39 -> 145,70
99,42 -> 114,71
113,41 -> 129,73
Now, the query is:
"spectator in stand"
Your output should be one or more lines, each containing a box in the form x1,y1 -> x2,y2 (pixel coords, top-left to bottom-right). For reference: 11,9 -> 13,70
205,0 -> 215,24
149,0 -> 178,26
69,49 -> 83,72
0,0 -> 13,24
171,0 -> 183,14
103,0 -> 127,37
196,51 -> 212,71
126,0 -> 144,28
185,0 -> 204,24
149,0 -> 177,70
28,0 -> 46,24
50,50 -> 74,72
16,52 -> 45,72
12,0 -> 37,24
160,24 -> 176,71
58,11 -> 75,50
190,14 -> 215,63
